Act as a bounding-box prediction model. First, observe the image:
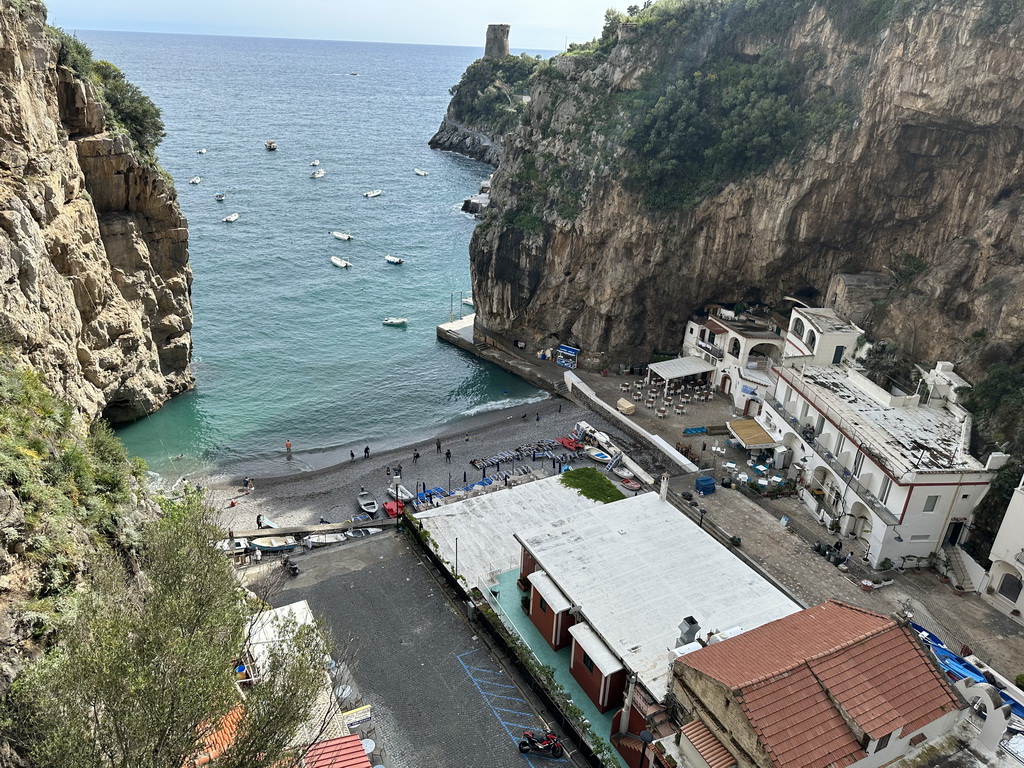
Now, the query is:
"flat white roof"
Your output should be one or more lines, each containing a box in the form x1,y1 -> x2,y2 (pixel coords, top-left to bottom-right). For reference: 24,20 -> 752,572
781,366 -> 984,475
569,623 -> 624,676
649,356 -> 716,381
516,495 -> 800,694
796,307 -> 860,335
247,600 -> 317,678
528,570 -> 572,614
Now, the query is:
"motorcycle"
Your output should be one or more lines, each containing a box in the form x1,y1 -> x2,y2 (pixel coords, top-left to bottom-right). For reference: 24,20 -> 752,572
518,730 -> 564,758
282,555 -> 300,577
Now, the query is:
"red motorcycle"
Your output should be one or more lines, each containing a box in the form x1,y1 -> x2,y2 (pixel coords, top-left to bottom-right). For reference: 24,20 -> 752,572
518,730 -> 564,758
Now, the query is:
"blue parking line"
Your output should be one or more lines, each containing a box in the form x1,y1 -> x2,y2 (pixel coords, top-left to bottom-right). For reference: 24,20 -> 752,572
457,649 -> 567,764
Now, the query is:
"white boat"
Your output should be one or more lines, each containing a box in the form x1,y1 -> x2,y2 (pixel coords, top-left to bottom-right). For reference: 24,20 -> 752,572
303,533 -> 345,548
362,189 -> 383,198
214,193 -> 226,202
384,255 -> 403,265
382,317 -> 408,327
330,231 -> 353,240
250,536 -> 297,552
611,465 -> 635,479
347,527 -> 382,539
387,484 -> 415,501
310,159 -> 320,166
413,168 -> 429,176
212,537 -> 249,556
197,148 -> 207,154
462,297 -> 474,308
222,212 -> 240,223
357,491 -> 379,515
265,140 -> 278,150
189,176 -> 202,184
585,446 -> 613,463
310,168 -> 326,178
331,256 -> 352,268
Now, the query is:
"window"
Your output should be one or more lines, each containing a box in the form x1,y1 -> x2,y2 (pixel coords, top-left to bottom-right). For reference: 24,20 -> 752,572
688,327 -> 694,335
792,318 -> 805,337
853,451 -> 865,477
879,476 -> 892,505
875,733 -> 892,753
806,330 -> 817,351
730,338 -> 741,357
923,495 -> 939,513
539,597 -> 548,613
999,572 -> 1023,602
582,652 -> 594,673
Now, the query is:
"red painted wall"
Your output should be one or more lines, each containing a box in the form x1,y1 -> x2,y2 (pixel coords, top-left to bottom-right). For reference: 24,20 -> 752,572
528,585 -> 574,650
518,547 -> 538,588
570,640 -> 626,713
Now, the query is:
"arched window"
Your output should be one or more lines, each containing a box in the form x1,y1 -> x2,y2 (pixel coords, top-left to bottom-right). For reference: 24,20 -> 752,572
999,571 -> 1023,602
792,318 -> 805,337
806,330 -> 817,351
730,338 -> 741,358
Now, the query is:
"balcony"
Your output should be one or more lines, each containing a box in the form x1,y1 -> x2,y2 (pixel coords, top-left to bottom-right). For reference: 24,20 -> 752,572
696,339 -> 724,360
767,399 -> 898,526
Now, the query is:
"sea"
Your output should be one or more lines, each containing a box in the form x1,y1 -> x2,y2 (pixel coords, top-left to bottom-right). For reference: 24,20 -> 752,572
72,31 -> 548,481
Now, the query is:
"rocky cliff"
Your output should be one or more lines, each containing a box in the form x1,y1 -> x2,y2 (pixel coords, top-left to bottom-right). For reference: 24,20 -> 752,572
428,109 -> 504,166
0,4 -> 192,422
470,0 -> 1024,376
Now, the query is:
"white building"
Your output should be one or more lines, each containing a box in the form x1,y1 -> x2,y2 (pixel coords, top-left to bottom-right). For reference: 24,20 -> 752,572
681,306 -> 787,416
754,307 -> 999,569
981,475 -> 1024,616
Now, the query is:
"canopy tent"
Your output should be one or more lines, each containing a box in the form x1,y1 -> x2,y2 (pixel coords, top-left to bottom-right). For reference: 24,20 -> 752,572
727,418 -> 779,450
646,356 -> 716,394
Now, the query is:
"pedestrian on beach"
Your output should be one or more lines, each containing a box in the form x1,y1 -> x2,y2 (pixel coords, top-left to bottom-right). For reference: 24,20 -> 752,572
396,463 -> 403,476
464,433 -> 469,443
536,412 -> 540,423
558,403 -> 562,413
242,477 -> 250,491
413,450 -> 420,464
256,514 -> 264,529
436,438 -> 442,454
386,466 -> 391,476
364,445 -> 370,458
350,450 -> 355,461
445,449 -> 451,463
522,412 -> 528,420
253,548 -> 262,564
248,478 -> 255,494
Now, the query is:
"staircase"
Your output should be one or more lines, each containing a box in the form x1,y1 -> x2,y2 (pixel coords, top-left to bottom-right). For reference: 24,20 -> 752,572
943,545 -> 976,592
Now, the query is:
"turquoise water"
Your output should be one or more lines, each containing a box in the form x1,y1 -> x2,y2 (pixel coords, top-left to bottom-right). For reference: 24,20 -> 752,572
75,32 -> 546,479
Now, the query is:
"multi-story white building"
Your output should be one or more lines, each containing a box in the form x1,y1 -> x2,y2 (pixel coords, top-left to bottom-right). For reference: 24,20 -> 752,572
981,475 -> 1024,616
681,307 -> 787,415
754,307 -> 1000,569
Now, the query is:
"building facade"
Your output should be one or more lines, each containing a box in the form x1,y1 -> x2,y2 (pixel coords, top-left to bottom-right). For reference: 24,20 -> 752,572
981,475 -> 1024,617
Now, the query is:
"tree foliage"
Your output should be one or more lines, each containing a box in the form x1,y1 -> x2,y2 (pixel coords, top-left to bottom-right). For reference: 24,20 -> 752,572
560,467 -> 627,503
963,360 -> 1024,455
448,54 -> 540,134
7,493 -> 333,768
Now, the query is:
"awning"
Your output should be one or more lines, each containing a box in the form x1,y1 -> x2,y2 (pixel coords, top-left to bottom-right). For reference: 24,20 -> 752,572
727,419 -> 779,450
557,344 -> 580,356
568,623 -> 624,676
649,356 -> 715,382
527,570 -> 572,613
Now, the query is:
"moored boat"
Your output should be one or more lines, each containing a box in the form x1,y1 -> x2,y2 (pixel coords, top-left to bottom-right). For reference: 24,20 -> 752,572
214,193 -> 226,201
310,159 -> 320,166
384,255 -> 403,264
250,536 -> 297,553
357,491 -> 379,515
303,533 -> 345,548
585,446 -> 613,463
382,317 -> 408,327
413,168 -> 429,176
362,189 -> 383,198
387,483 -> 414,502
347,527 -> 382,539
330,256 -> 352,268
621,477 -> 643,491
611,465 -> 634,479
330,231 -> 353,240
462,297 -> 474,308
310,168 -> 326,178
264,139 -> 278,150
222,212 -> 240,223
189,176 -> 202,184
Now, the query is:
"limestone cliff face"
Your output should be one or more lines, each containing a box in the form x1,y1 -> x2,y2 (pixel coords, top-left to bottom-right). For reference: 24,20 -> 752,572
0,5 -> 192,422
471,2 -> 1024,376
428,107 -> 503,166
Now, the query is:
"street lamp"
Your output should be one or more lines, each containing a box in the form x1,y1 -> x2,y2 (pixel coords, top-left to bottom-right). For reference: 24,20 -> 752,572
698,508 -> 708,528
639,729 -> 654,767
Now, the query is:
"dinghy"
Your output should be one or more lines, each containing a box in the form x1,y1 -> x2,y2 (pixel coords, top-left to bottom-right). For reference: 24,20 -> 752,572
222,212 -> 240,223
310,168 -> 326,178
362,189 -> 383,198
303,533 -> 345,548
585,446 -> 613,463
357,491 -> 379,516
384,255 -> 403,264
331,256 -> 352,268
382,317 -> 408,327
331,231 -> 353,240
250,536 -> 297,553
413,168 -> 429,176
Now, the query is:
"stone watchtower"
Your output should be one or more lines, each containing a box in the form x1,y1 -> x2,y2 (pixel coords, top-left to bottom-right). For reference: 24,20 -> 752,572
484,24 -> 510,59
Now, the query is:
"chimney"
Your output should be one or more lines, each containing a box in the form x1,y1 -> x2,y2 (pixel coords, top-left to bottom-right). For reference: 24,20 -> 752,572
660,472 -> 670,501
677,616 -> 700,646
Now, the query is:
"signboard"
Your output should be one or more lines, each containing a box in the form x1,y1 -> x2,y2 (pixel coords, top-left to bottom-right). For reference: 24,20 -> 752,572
557,344 -> 580,356
340,704 -> 373,729
741,385 -> 758,395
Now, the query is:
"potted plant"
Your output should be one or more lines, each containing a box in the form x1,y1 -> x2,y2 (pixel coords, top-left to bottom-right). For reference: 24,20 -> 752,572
1011,608 -> 1020,617
878,558 -> 894,572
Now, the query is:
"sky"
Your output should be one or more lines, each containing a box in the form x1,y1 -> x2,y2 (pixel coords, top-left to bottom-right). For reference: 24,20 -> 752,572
43,0 -> 618,51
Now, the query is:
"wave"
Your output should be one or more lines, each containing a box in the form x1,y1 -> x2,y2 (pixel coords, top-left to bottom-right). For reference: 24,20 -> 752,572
459,392 -> 549,418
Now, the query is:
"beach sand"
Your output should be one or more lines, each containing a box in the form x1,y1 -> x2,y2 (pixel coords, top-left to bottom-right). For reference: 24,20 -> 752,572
206,398 -> 666,533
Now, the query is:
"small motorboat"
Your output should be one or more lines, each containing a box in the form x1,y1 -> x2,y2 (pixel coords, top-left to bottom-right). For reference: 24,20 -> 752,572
612,466 -> 635,479
264,140 -> 278,150
357,491 -> 379,516
310,168 -> 326,178
197,148 -> 207,154
462,297 -> 474,308
310,159 -> 320,166
331,256 -> 352,268
222,212 -> 240,223
362,189 -> 383,198
384,255 -> 403,265
189,176 -> 202,184
387,484 -> 415,502
382,317 -> 408,327
585,446 -> 613,463
303,533 -> 345,549
212,537 -> 249,556
347,527 -> 382,539
250,536 -> 297,553
214,193 -> 226,202
330,231 -> 352,240
621,477 -> 643,491
413,168 -> 429,176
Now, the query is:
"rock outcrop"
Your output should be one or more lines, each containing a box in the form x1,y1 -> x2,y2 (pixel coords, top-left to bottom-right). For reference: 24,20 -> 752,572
429,109 -> 504,166
0,5 -> 192,422
470,1 -> 1024,378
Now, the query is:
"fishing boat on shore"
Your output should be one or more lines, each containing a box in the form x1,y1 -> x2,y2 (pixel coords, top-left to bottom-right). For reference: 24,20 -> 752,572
362,189 -> 383,198
621,477 -> 643,491
611,465 -> 634,479
214,193 -> 226,202
303,533 -> 345,548
331,256 -> 352,268
347,527 -> 382,539
585,446 -> 613,463
264,140 -> 278,150
331,231 -> 352,240
310,168 -> 326,178
413,168 -> 429,176
384,255 -> 403,265
222,212 -> 240,223
212,537 -> 249,555
250,536 -> 297,553
387,483 -> 415,502
357,491 -> 379,516
189,176 -> 202,184
382,317 -> 408,327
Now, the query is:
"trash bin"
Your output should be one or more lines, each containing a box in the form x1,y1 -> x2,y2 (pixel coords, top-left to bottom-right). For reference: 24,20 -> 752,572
235,664 -> 247,680
824,548 -> 836,563
721,476 -> 733,488
729,535 -> 742,547
813,540 -> 823,553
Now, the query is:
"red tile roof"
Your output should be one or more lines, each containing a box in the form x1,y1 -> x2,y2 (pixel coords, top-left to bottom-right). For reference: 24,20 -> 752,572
678,601 -> 963,768
302,735 -> 373,768
680,719 -> 737,768
192,705 -> 244,766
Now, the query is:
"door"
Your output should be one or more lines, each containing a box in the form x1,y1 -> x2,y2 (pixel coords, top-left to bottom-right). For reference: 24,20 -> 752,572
832,345 -> 845,364
943,521 -> 964,547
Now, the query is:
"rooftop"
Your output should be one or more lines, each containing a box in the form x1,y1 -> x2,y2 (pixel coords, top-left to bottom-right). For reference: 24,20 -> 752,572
679,601 -> 964,768
516,494 -> 800,694
302,734 -> 372,768
779,365 -> 983,475
705,315 -> 785,340
796,307 -> 860,335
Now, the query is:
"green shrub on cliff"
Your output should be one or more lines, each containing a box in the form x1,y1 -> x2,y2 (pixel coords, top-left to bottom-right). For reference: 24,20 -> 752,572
448,53 -> 540,134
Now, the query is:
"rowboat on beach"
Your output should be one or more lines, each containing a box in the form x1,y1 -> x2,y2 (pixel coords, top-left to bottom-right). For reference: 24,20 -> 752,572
611,465 -> 635,479
347,527 -> 382,539
303,533 -> 345,548
585,446 -> 613,463
387,484 -> 414,502
250,536 -> 297,553
331,256 -> 352,268
621,477 -> 643,491
357,491 -> 379,516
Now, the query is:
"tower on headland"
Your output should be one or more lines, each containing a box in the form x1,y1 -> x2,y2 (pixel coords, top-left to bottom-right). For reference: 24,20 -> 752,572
484,24 -> 510,59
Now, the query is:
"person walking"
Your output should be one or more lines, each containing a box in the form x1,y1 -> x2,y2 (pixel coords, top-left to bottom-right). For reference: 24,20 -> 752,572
413,450 -> 420,464
285,439 -> 292,453
536,412 -> 540,423
436,438 -> 442,454
364,445 -> 370,458
445,449 -> 452,464
350,450 -> 355,462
